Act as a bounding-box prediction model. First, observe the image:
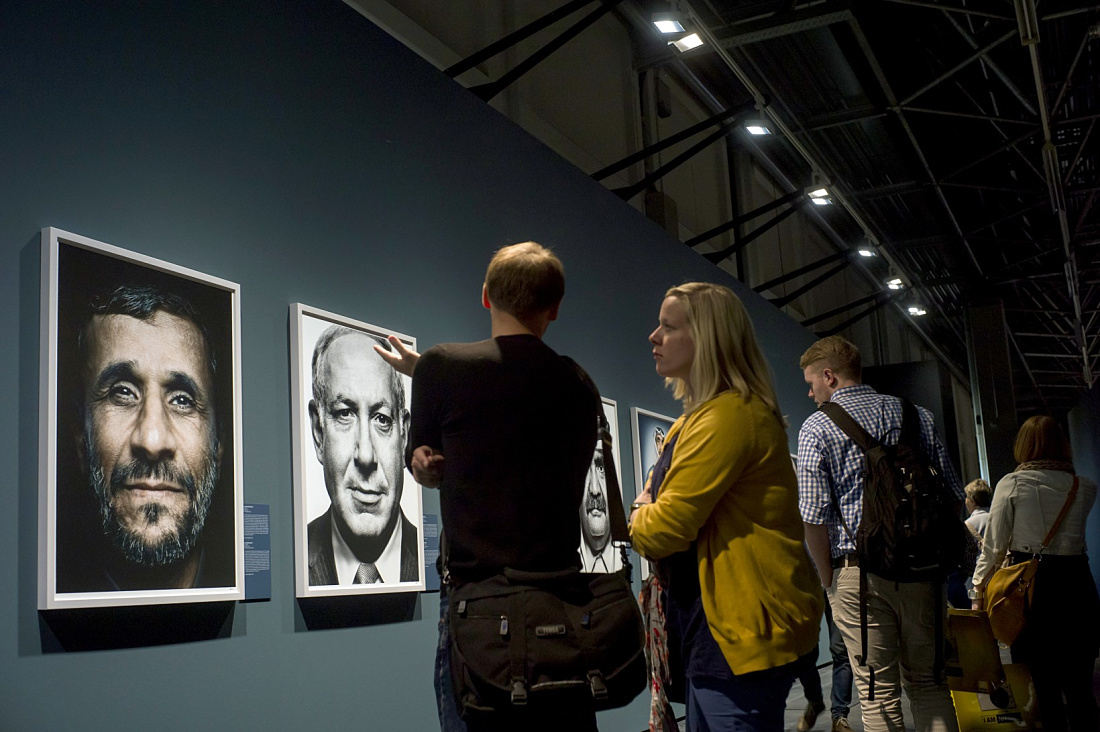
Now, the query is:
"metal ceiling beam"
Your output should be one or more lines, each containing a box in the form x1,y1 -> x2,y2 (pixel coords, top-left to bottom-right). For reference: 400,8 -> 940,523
1063,118 -> 1096,187
879,0 -> 1015,21
702,196 -> 808,260
901,106 -> 1036,126
466,0 -> 626,101
1049,24 -> 1091,117
1040,4 -> 1100,22
850,180 -> 926,199
686,187 -> 807,247
965,199 -> 1047,237
1007,328 -> 1050,413
897,28 -> 1017,107
713,4 -> 851,48
592,102 -> 755,181
635,2 -> 971,385
800,292 -> 883,327
1016,0 -> 1093,387
941,11 -> 1037,116
939,127 -> 1040,182
846,16 -> 986,282
770,260 -> 851,307
612,122 -> 730,200
753,250 -> 849,292
816,295 -> 897,337
444,0 -> 596,77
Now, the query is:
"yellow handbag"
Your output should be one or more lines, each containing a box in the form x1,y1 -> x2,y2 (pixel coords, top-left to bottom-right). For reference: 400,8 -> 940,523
983,477 -> 1078,645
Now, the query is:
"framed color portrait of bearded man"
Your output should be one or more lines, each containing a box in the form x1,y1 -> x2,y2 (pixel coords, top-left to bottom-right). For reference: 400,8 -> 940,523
39,228 -> 244,609
290,304 -> 425,598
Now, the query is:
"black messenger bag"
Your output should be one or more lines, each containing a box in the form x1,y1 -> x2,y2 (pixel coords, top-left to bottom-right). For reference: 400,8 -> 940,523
447,412 -> 648,718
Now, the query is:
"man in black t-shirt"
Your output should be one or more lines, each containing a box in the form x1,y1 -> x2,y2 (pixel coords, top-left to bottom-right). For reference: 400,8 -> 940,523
376,241 -> 599,732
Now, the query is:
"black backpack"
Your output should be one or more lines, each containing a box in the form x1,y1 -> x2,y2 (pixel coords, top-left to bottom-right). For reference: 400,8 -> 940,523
819,398 -> 967,582
819,398 -> 970,695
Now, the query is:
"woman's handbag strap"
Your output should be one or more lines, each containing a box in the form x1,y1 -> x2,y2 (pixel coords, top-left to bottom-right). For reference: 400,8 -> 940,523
1038,476 -> 1079,553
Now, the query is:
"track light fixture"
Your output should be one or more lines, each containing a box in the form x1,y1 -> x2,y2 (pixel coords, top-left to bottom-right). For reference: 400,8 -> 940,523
652,11 -> 685,33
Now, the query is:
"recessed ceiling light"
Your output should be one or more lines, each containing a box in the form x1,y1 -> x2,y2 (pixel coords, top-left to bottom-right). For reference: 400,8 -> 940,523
652,12 -> 685,33
670,33 -> 704,52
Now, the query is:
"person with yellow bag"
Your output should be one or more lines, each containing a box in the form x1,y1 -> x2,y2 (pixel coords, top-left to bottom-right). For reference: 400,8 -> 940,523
970,416 -> 1099,731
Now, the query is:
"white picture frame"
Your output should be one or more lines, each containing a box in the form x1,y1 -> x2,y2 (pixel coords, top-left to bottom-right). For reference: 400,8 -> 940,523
39,227 -> 245,609
578,397 -> 623,573
630,406 -> 678,498
290,303 -> 425,598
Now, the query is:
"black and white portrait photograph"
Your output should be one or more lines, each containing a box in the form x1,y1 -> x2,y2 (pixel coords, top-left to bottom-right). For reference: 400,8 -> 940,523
578,397 -> 622,574
39,228 -> 244,609
291,304 -> 425,597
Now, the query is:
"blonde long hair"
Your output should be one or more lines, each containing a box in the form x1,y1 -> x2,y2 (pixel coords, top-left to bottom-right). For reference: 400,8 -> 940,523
664,282 -> 786,426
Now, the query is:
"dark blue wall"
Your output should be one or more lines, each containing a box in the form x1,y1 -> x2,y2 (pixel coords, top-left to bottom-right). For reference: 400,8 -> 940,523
1068,383 -> 1100,591
0,1 -> 821,728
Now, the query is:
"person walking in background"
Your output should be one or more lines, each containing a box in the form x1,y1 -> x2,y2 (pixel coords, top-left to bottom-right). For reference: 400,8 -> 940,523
970,416 -> 1099,731
797,335 -> 962,732
963,479 -> 992,540
794,594 -> 854,732
630,282 -> 823,732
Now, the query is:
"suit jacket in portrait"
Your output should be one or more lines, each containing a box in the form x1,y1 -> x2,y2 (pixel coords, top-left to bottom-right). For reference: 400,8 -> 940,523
307,508 -> 419,586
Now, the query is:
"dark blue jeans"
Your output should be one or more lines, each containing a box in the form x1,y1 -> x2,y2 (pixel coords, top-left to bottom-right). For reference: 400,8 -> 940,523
796,592 -> 853,721
435,585 -> 468,732
685,657 -> 799,732
825,592 -> 853,719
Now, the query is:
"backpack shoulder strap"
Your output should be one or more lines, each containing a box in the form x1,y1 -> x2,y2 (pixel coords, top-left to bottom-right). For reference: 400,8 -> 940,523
898,399 -> 924,456
819,402 -> 880,454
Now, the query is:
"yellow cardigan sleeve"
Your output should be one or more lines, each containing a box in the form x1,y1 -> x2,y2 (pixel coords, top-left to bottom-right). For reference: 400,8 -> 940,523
630,394 -> 756,559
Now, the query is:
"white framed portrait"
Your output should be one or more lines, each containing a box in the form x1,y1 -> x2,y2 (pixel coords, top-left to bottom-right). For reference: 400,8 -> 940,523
39,228 -> 245,609
290,303 -> 425,598
578,397 -> 623,574
630,407 -> 678,498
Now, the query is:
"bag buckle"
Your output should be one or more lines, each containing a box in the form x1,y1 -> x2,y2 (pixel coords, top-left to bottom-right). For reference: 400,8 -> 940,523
588,671 -> 608,701
510,679 -> 528,705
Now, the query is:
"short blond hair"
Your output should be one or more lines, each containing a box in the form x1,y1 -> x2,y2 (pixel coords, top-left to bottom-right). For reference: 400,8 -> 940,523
484,241 -> 565,322
1013,415 -> 1072,463
799,335 -> 862,381
964,479 -> 992,508
663,282 -> 785,425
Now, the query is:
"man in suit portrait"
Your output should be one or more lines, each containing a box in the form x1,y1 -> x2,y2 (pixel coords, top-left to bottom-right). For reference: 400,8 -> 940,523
307,325 -> 418,586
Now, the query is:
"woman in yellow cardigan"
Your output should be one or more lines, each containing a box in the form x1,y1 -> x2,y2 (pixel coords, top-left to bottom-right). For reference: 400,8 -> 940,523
630,282 -> 823,732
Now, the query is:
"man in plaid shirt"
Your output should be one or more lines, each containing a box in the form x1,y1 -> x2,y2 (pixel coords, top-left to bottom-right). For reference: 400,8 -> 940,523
796,336 -> 964,732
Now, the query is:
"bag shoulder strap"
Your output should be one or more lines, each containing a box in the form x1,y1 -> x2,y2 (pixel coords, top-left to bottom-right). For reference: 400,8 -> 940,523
898,399 -> 925,458
1039,476 -> 1080,551
819,401 -> 881,454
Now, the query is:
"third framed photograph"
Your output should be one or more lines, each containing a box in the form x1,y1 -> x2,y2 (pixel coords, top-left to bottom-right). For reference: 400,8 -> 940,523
630,407 -> 678,498
290,304 -> 425,598
578,397 -> 622,574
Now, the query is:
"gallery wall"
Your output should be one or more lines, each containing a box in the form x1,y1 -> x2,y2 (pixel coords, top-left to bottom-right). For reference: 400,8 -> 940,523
0,1 -> 825,729
1068,383 -> 1100,590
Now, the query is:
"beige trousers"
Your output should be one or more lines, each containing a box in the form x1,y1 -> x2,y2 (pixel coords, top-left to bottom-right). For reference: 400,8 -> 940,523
826,566 -> 960,732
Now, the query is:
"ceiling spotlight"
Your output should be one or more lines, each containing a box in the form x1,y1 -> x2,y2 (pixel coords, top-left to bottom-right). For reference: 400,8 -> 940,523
652,12 -> 685,33
806,187 -> 832,205
907,305 -> 927,316
887,277 -> 904,290
669,32 -> 704,52
857,248 -> 877,257
744,118 -> 772,135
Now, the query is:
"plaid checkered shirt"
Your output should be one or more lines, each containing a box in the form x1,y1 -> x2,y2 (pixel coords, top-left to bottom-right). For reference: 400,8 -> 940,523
796,384 -> 964,558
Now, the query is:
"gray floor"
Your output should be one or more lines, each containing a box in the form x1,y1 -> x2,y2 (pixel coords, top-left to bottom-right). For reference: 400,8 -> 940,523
782,663 -> 875,732
662,655 -> 1100,731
